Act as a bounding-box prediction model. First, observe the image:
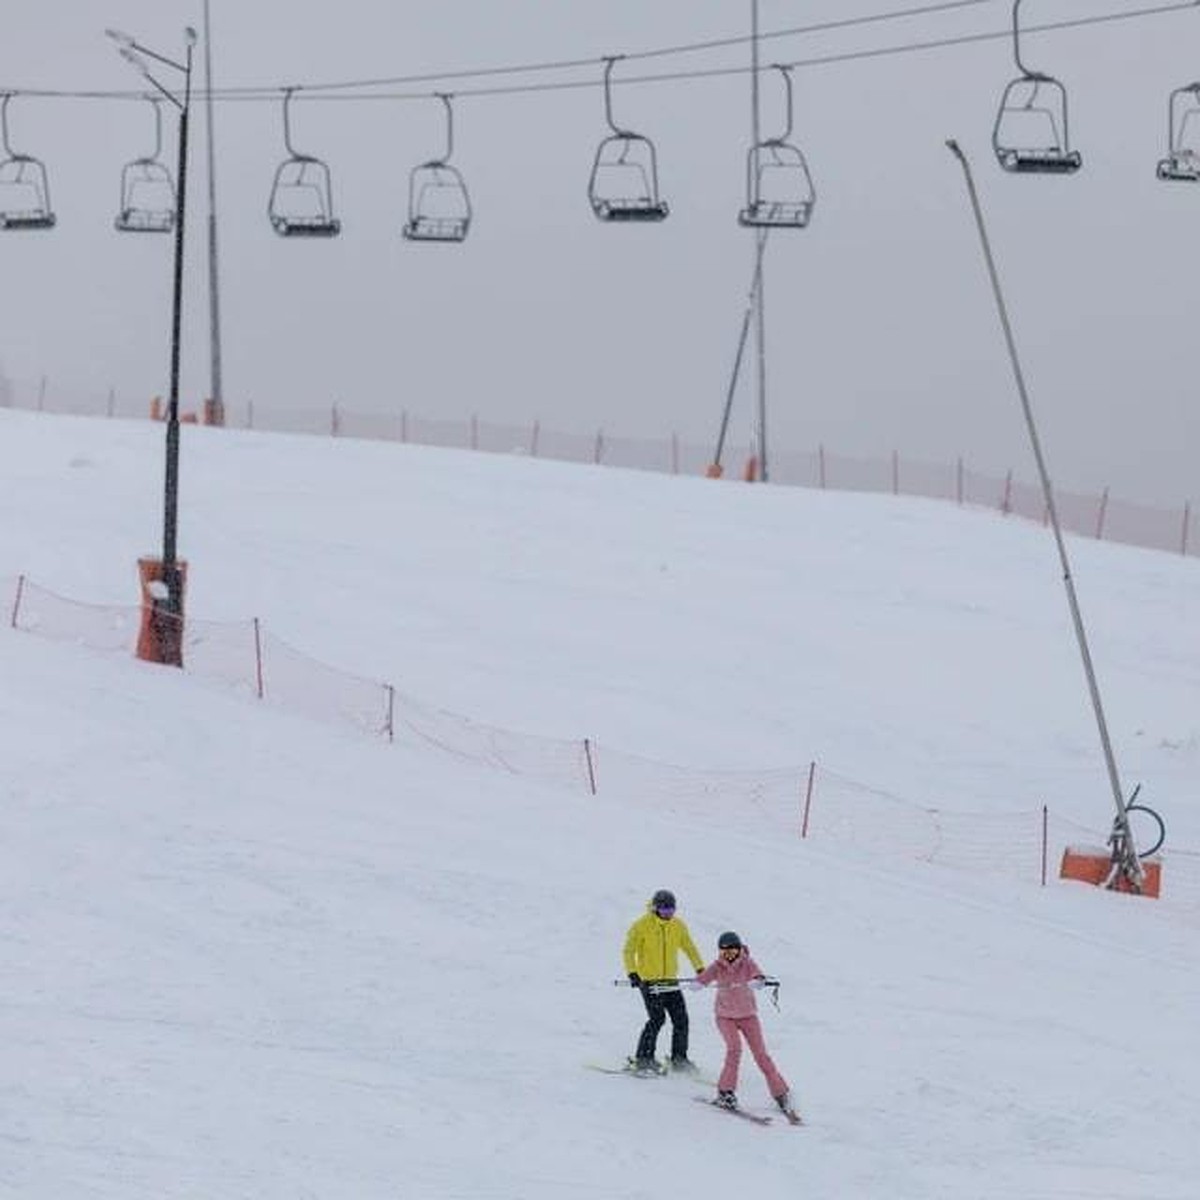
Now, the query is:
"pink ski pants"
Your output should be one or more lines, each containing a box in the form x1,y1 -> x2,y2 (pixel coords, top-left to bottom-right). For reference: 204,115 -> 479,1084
716,1014 -> 788,1099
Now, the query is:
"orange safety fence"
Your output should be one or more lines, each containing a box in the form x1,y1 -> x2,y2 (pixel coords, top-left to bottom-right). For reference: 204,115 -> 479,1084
1,381 -> 1194,560
6,568 -> 1200,921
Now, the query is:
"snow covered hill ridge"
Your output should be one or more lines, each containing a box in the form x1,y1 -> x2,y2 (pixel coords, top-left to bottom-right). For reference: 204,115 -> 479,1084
2,408 -> 1198,1200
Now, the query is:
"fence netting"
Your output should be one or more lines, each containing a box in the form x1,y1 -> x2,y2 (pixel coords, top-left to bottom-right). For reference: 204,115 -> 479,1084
2,381 -> 1192,558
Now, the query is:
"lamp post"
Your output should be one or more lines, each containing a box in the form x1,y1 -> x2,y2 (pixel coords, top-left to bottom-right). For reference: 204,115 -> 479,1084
107,26 -> 195,667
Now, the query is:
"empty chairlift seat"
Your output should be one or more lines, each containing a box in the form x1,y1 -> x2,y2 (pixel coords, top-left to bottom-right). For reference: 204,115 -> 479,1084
588,56 -> 669,223
1157,83 -> 1200,182
993,75 -> 1081,174
403,94 -> 471,243
114,97 -> 175,234
992,2 -> 1081,175
738,66 -> 815,230
268,88 -> 341,238
0,93 -> 56,231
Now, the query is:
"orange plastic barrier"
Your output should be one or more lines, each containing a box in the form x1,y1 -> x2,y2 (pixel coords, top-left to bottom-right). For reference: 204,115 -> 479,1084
1060,845 -> 1161,898
136,556 -> 188,668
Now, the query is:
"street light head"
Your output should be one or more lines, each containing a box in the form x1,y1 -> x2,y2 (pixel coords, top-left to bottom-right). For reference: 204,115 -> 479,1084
184,27 -> 198,47
117,45 -> 152,81
104,28 -> 136,50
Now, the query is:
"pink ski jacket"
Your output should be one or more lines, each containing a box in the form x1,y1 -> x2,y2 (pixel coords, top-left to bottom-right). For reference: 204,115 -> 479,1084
695,950 -> 768,1019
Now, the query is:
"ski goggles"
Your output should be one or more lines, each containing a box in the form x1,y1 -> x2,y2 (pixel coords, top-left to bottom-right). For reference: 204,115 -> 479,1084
655,904 -> 676,916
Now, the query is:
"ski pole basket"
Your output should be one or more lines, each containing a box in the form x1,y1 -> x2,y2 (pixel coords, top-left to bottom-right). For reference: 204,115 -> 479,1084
0,93 -> 56,231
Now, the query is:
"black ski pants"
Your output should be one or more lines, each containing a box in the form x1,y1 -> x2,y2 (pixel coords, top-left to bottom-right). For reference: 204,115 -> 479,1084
635,985 -> 690,1062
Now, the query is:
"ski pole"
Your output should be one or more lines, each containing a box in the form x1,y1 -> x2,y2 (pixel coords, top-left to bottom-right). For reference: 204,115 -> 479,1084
610,977 -> 692,988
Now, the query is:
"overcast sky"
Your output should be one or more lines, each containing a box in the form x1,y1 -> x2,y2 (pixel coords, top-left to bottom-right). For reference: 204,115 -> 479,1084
2,1 -> 1198,504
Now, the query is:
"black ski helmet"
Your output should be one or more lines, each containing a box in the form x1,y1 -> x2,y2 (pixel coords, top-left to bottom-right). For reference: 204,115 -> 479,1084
651,889 -> 676,910
718,931 -> 743,950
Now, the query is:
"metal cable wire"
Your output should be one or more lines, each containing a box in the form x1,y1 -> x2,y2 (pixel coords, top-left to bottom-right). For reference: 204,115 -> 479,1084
2,0 -> 1196,103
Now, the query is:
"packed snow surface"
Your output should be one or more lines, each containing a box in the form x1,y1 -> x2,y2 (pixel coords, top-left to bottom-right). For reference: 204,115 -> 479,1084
1,410 -> 1198,1199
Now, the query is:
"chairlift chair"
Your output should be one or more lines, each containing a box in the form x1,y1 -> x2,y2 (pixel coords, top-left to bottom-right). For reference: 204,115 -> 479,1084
1157,83 -> 1200,182
268,88 -> 341,238
588,56 -> 669,223
739,65 -> 815,229
403,94 -> 471,243
115,96 -> 175,233
0,93 -> 56,230
992,1 -> 1081,175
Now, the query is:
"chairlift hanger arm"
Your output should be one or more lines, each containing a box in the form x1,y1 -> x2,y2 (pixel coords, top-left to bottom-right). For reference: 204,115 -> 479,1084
1170,81 -> 1200,142
767,64 -> 795,144
0,93 -> 16,157
1011,0 -> 1048,80
601,55 -> 635,137
280,86 -> 314,158
435,91 -> 454,164
140,93 -> 165,160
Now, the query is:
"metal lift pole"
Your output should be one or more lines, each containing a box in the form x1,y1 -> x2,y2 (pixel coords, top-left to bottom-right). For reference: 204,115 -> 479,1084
713,233 -> 768,472
750,0 -> 769,482
946,139 -> 1144,890
202,0 -> 225,427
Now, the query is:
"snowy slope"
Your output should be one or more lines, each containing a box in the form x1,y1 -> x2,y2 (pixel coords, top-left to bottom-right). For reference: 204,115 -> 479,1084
1,410 -> 1198,1200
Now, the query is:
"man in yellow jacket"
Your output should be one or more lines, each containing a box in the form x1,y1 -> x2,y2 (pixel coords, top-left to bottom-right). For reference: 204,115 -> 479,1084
623,888 -> 705,1073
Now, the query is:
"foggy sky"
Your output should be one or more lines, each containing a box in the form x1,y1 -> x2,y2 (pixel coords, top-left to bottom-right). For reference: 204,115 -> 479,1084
1,0 -> 1198,505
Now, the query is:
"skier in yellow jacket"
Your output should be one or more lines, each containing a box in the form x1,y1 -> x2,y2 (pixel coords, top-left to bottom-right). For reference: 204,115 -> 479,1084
622,889 -> 705,1074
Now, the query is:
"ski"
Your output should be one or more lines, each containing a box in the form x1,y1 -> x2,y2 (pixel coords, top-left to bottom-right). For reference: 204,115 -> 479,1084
585,1062 -> 714,1084
585,1062 -> 666,1079
692,1096 -> 772,1125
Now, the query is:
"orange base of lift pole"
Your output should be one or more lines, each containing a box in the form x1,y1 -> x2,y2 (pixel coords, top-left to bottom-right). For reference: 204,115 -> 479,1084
1060,845 -> 1162,898
136,556 -> 188,667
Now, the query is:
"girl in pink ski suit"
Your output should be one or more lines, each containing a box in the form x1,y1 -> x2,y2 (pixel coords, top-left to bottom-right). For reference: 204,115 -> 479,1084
694,930 -> 792,1112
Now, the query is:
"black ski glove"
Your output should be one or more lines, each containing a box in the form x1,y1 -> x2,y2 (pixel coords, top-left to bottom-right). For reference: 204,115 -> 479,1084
628,972 -> 642,988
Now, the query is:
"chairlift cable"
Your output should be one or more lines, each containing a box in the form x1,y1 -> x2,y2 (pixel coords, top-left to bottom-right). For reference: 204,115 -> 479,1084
3,0 -> 1196,104
269,0 -> 999,93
